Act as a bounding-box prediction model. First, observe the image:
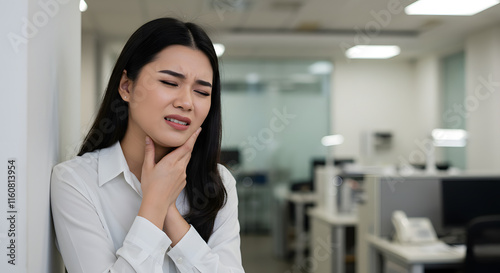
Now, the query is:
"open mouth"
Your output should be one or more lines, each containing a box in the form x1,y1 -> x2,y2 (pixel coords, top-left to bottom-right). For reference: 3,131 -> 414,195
164,115 -> 191,131
165,117 -> 189,126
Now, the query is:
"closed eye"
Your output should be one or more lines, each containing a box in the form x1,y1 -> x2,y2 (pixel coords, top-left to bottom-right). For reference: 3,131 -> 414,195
160,80 -> 178,87
195,90 -> 210,97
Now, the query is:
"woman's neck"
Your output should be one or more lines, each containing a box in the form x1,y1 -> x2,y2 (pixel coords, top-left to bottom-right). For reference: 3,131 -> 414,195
120,131 -> 171,181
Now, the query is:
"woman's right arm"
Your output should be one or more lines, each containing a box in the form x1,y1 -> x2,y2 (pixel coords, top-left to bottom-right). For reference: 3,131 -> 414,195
51,164 -> 171,273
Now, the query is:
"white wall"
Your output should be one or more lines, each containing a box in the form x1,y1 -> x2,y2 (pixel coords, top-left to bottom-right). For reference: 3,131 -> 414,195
0,0 -> 80,272
332,60 -> 422,166
1,2 -> 29,271
331,57 -> 443,168
465,24 -> 500,171
81,32 -> 98,135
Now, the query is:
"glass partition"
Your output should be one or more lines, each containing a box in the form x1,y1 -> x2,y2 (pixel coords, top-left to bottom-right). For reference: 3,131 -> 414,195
219,59 -> 331,233
220,59 -> 331,183
441,52 -> 466,169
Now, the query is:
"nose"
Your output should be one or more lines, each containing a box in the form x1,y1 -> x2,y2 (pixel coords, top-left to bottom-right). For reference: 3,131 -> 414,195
173,87 -> 193,111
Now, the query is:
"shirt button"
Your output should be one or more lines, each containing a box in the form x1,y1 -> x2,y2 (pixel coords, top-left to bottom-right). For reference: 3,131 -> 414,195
177,257 -> 184,264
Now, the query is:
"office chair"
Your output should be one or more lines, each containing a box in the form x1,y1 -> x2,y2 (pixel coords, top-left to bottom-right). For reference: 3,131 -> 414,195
465,215 -> 500,273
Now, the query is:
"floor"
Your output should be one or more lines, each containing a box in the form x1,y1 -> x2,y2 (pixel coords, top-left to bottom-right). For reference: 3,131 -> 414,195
241,234 -> 295,273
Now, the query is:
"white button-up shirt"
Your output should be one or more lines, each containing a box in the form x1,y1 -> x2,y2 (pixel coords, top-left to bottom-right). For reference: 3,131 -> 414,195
51,141 -> 244,273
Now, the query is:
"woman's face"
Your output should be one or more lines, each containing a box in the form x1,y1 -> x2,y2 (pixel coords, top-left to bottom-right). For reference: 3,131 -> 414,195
119,45 -> 213,148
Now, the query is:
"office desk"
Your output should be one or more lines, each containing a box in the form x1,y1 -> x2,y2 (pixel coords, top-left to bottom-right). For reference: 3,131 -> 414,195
285,192 -> 318,265
308,208 -> 357,273
237,182 -> 272,233
366,234 -> 465,273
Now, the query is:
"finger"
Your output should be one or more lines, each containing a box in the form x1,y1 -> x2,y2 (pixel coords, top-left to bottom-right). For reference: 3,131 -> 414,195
142,136 -> 155,171
169,127 -> 202,159
183,127 -> 202,152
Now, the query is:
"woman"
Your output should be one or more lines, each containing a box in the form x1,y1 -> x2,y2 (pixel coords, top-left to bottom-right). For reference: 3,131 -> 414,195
51,18 -> 244,272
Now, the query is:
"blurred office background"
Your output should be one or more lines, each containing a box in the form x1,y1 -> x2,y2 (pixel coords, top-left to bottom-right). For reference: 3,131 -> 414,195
3,0 -> 500,272
77,1 -> 500,272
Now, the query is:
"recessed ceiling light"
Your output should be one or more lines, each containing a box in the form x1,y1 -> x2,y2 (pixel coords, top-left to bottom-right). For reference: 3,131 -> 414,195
321,135 -> 344,146
405,0 -> 500,16
308,61 -> 333,75
214,43 -> 225,57
345,45 -> 401,59
79,0 -> 88,12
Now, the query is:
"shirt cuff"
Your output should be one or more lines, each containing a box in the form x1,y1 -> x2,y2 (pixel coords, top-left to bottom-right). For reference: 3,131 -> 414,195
117,216 -> 172,264
167,225 -> 212,270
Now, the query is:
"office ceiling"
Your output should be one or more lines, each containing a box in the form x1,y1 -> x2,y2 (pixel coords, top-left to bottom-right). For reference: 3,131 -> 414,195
82,0 -> 500,60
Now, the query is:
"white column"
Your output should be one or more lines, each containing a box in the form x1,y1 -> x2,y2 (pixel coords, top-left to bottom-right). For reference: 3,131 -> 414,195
414,57 -> 441,170
0,0 -> 81,272
414,56 -> 441,137
465,24 -> 500,171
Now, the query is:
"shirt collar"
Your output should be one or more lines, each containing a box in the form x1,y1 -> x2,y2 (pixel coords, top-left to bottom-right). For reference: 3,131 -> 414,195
98,141 -> 130,187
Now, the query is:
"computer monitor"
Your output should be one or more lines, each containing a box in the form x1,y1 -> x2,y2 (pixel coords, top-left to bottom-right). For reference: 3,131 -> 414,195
441,177 -> 500,230
220,149 -> 240,167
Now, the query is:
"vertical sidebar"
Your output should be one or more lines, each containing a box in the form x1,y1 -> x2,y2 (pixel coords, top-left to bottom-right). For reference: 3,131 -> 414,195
1,0 -> 28,271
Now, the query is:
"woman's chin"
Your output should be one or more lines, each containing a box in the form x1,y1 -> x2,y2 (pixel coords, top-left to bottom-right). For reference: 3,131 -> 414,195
154,137 -> 188,149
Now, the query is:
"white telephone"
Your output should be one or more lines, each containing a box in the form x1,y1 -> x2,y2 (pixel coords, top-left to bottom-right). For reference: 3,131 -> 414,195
391,210 -> 438,244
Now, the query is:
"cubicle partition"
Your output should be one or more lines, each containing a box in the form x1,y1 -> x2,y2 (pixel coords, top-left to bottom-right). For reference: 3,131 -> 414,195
357,174 -> 500,273
377,177 -> 442,237
357,175 -> 442,273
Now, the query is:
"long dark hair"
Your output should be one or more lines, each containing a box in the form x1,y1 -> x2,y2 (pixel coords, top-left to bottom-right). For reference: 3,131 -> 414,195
78,18 -> 226,242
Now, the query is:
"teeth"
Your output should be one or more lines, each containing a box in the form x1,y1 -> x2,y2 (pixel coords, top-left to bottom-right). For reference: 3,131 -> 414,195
166,118 -> 188,125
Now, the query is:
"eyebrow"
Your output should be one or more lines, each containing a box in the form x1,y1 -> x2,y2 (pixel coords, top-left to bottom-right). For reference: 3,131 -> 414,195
158,70 -> 212,88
